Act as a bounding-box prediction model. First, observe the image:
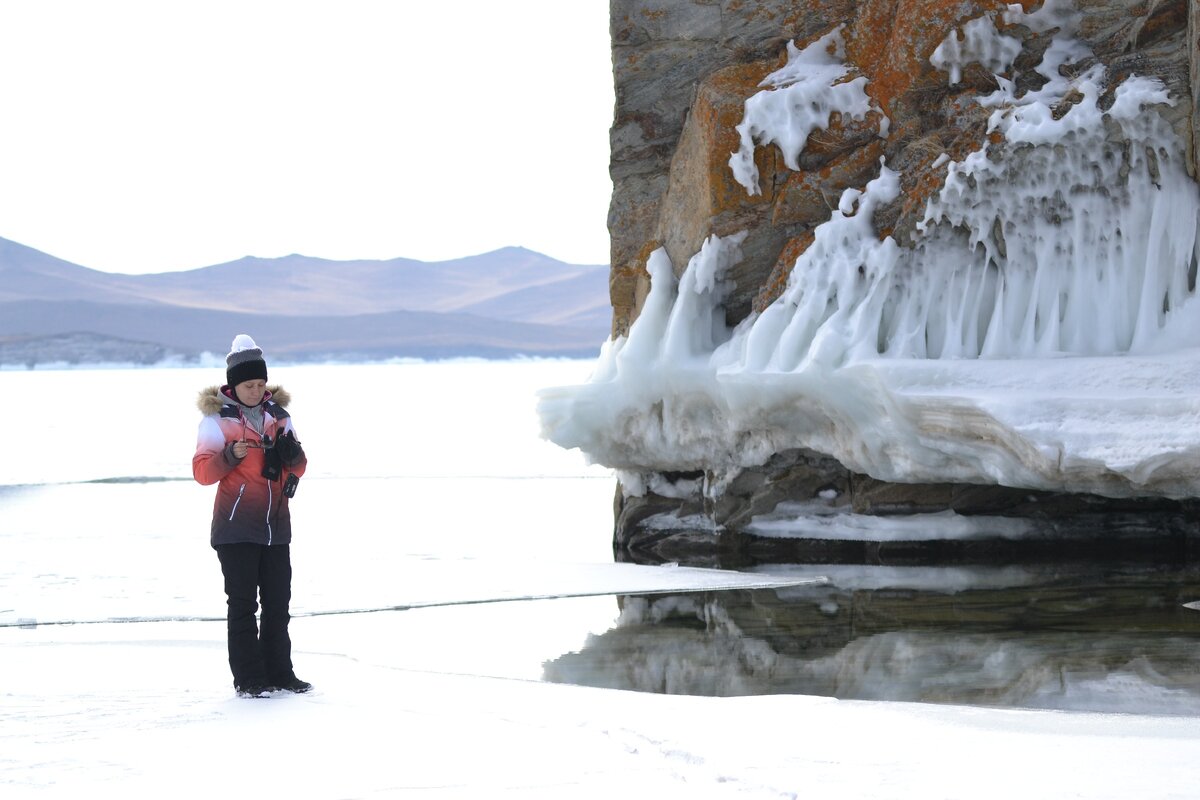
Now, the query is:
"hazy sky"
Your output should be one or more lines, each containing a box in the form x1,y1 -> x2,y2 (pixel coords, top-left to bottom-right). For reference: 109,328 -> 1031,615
0,1 -> 614,274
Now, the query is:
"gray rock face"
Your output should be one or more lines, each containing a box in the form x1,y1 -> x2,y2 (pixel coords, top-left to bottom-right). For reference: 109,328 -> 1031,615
604,0 -> 1200,561
608,0 -> 857,335
609,0 -> 1197,331
1191,0 -> 1200,172
614,449 -> 1200,564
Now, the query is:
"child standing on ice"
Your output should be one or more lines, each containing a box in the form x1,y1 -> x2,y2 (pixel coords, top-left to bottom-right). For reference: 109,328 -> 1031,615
192,335 -> 311,697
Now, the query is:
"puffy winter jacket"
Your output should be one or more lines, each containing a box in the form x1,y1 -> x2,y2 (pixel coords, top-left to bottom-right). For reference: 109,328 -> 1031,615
193,385 -> 308,548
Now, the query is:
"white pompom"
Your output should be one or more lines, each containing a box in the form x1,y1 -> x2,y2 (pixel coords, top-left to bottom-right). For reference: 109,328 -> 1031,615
230,334 -> 258,352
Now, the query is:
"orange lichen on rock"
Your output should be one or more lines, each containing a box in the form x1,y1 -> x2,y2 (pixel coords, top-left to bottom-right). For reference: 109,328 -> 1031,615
654,59 -> 783,277
755,231 -> 816,311
610,239 -> 664,338
701,60 -> 790,207
846,0 -> 1011,116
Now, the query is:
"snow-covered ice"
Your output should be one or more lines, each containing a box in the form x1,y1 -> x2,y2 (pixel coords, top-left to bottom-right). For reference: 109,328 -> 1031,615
7,620 -> 1200,799
4,361 -> 1200,798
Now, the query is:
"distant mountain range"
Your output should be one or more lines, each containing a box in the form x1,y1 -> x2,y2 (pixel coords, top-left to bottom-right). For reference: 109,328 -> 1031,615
0,237 -> 612,365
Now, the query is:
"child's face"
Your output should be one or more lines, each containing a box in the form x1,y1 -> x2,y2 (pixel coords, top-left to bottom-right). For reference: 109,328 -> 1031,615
234,379 -> 266,406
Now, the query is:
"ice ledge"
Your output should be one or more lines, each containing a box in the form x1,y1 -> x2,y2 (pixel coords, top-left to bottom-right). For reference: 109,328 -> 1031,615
540,348 -> 1200,500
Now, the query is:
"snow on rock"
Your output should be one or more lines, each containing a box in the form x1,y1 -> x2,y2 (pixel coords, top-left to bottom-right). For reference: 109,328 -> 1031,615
930,13 -> 1023,86
541,5 -> 1200,501
728,25 -> 883,195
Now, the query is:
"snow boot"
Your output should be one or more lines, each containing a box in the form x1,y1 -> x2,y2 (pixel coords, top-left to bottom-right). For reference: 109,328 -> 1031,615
273,674 -> 312,694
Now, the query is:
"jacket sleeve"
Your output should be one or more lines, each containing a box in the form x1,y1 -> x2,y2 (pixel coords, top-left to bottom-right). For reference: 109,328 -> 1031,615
281,418 -> 308,477
192,416 -> 237,485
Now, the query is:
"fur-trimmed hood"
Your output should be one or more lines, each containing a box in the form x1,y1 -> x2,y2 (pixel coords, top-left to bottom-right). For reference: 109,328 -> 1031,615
197,384 -> 292,416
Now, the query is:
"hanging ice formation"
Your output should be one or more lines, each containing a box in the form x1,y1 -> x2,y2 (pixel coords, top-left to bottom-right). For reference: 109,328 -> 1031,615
540,2 -> 1200,499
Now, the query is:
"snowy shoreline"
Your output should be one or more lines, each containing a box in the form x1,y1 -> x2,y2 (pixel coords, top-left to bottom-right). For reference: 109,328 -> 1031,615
7,617 -> 1200,799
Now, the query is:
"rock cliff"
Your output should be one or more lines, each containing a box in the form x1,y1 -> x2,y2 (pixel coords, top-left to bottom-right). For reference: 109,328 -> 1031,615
573,0 -> 1200,562
609,0 -> 1197,336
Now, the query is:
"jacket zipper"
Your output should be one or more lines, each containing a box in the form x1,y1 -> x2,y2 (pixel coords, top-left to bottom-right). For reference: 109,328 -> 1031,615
233,412 -> 277,543
266,481 -> 274,545
229,483 -> 246,521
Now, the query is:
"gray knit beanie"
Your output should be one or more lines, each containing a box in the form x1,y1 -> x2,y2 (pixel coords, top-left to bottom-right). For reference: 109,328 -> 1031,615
225,334 -> 268,387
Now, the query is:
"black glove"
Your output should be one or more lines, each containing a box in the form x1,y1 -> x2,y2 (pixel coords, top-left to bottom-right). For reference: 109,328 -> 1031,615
274,429 -> 304,465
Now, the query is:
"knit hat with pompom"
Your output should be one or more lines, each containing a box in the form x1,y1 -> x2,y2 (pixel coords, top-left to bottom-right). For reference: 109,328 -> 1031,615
225,334 -> 268,387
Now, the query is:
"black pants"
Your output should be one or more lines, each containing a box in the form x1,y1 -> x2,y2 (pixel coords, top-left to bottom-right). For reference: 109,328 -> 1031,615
216,542 -> 294,688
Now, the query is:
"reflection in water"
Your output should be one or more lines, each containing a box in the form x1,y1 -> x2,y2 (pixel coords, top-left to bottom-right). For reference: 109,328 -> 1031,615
543,562 -> 1200,714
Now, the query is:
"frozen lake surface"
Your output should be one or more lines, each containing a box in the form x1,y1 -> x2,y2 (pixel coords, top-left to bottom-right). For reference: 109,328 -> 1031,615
3,360 -> 1200,798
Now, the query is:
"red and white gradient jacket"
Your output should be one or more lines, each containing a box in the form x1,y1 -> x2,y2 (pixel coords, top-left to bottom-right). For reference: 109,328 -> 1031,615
193,385 -> 308,548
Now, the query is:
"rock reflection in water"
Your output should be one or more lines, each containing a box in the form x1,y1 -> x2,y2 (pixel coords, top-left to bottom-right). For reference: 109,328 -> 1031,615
543,563 -> 1200,714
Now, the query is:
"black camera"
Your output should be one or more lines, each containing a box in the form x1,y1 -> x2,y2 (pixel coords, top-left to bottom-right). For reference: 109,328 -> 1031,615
283,472 -> 299,498
261,442 -> 282,481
